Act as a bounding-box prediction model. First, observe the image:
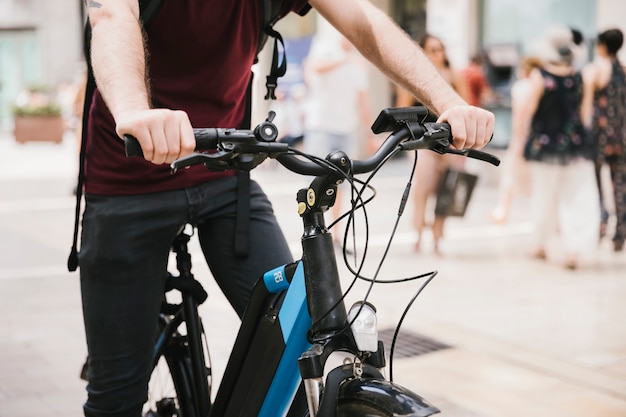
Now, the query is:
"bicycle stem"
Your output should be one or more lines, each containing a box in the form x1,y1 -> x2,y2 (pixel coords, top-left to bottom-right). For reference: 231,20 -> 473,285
298,180 -> 348,340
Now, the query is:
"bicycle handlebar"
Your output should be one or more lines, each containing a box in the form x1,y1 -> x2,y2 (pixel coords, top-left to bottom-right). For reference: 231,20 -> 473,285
124,107 -> 500,176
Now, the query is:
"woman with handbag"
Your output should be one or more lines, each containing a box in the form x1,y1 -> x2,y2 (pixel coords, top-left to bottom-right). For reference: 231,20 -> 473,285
396,34 -> 471,256
521,25 -> 599,269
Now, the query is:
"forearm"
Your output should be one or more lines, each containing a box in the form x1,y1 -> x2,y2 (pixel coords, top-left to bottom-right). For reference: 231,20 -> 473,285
88,1 -> 151,120
509,106 -> 530,155
312,0 -> 466,114
509,81 -> 539,155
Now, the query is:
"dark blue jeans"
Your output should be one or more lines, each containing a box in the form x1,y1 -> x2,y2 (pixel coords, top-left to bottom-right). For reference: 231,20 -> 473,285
78,176 -> 293,416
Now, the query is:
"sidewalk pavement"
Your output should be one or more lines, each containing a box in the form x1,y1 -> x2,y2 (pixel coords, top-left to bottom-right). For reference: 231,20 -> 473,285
1,132 -> 625,417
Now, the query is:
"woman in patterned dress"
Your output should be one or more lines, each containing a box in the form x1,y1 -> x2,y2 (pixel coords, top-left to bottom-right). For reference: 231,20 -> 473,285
582,28 -> 626,252
520,25 -> 599,269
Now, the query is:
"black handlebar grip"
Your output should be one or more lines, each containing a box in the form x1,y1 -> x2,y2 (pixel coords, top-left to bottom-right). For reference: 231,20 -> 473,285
124,129 -> 221,158
192,128 -> 219,150
124,135 -> 143,157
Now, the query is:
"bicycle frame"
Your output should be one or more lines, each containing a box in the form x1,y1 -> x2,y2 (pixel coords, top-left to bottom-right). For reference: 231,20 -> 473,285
202,165 -> 439,417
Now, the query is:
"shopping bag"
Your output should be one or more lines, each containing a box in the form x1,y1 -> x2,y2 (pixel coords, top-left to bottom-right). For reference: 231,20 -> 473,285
435,168 -> 478,217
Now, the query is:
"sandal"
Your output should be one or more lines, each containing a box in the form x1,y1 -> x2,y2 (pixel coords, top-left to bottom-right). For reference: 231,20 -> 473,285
565,254 -> 578,270
489,208 -> 507,225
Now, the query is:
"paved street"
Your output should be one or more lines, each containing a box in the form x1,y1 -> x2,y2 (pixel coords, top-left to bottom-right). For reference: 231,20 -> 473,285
1,132 -> 625,417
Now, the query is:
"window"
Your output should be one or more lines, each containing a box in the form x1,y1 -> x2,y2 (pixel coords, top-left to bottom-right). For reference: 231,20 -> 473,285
393,0 -> 427,41
0,29 -> 42,129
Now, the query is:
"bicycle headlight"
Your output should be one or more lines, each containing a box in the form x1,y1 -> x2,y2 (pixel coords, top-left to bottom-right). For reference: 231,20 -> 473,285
347,302 -> 378,353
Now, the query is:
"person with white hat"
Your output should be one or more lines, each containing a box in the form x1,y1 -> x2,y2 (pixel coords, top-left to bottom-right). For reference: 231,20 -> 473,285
517,24 -> 600,269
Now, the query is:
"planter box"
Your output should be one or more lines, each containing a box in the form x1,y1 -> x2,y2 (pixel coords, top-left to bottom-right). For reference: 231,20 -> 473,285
14,115 -> 64,144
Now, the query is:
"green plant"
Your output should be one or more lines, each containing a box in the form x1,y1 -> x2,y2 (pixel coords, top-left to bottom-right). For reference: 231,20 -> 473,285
12,86 -> 62,117
12,102 -> 62,117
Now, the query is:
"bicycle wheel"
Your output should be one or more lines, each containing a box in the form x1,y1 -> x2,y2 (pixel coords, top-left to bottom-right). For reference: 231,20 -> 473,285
143,342 -> 196,417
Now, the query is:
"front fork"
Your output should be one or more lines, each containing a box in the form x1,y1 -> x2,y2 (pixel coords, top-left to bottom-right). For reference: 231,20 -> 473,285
297,301 -> 387,417
299,336 -> 440,417
298,336 -> 387,417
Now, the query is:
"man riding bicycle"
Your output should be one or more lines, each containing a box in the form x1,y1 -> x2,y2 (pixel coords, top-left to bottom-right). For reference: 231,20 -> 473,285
79,0 -> 495,415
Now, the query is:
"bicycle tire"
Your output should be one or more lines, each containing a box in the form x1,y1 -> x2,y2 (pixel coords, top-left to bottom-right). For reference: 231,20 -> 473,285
143,342 -> 197,417
337,401 -> 393,417
336,377 -> 439,417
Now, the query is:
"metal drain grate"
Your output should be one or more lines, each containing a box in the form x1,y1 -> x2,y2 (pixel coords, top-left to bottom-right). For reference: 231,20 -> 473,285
378,328 -> 452,358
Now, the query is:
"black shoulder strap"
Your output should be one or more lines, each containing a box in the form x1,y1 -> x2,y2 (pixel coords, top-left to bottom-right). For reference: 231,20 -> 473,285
67,26 -> 96,271
257,0 -> 311,99
257,0 -> 283,56
139,0 -> 165,28
67,0 -> 165,271
258,0 -> 287,100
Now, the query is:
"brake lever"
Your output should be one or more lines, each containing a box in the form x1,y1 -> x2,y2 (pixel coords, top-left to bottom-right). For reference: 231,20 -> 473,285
403,127 -> 501,167
437,147 -> 501,166
170,152 -> 232,173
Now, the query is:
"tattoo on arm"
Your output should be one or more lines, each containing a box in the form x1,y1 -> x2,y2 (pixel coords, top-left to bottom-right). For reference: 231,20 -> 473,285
85,0 -> 102,8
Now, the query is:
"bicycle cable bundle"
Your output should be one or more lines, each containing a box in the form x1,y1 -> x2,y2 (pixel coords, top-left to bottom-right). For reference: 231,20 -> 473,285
290,135 -> 439,382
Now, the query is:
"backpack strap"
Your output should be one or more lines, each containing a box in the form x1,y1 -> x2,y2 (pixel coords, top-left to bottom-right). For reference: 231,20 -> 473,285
67,25 -> 96,271
263,27 -> 287,100
258,0 -> 287,100
257,0 -> 283,55
67,0 -> 164,271
139,0 -> 165,27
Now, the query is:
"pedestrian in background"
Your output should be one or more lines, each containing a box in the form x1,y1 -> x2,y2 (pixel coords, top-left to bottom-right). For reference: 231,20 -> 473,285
582,28 -> 626,252
520,24 -> 599,269
396,33 -> 471,256
461,52 -> 496,107
489,56 -> 542,224
302,28 -> 373,241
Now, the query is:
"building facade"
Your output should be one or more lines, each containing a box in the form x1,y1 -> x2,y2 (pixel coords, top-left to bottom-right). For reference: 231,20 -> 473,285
0,0 -> 83,130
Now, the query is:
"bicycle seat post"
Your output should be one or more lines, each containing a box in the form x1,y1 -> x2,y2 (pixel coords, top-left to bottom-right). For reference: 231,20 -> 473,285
171,231 -> 192,278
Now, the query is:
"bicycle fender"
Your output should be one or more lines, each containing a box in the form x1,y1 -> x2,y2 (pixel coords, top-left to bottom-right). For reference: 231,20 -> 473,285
337,378 -> 440,417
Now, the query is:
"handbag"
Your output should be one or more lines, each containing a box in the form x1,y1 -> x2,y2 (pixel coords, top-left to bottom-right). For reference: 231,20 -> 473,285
435,168 -> 478,217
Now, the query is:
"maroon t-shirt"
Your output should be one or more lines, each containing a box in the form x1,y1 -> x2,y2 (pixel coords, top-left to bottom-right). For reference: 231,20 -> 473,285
85,0 -> 310,195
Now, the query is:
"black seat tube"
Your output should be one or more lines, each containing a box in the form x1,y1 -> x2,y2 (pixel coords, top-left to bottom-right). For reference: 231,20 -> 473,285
182,295 -> 211,416
300,209 -> 347,339
172,234 -> 211,416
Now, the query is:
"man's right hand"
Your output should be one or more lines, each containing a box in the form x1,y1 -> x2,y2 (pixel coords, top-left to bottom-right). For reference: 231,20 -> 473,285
115,109 -> 196,165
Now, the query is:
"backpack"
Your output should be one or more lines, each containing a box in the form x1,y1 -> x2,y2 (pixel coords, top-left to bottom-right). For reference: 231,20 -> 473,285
67,0 -> 310,271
